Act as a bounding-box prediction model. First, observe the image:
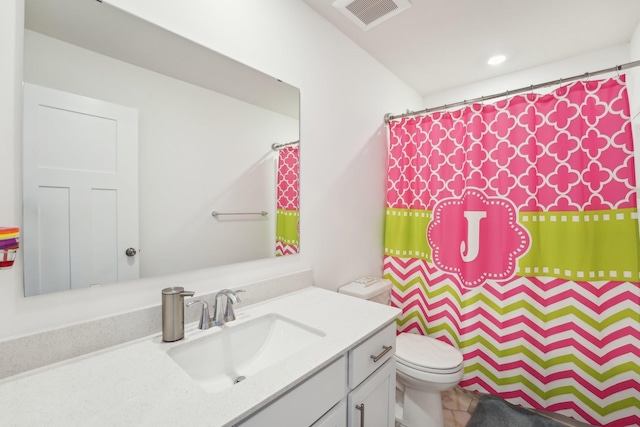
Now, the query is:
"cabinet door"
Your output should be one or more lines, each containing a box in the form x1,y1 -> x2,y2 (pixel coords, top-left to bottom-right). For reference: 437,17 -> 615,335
347,359 -> 395,427
312,400 -> 347,427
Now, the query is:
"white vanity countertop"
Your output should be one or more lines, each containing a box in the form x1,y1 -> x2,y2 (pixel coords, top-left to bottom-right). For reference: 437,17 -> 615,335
0,287 -> 400,427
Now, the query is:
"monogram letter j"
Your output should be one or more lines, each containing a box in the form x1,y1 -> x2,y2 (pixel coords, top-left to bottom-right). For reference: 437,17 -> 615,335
460,211 -> 487,262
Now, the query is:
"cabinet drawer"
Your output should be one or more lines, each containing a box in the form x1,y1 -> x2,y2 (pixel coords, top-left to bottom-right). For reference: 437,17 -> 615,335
348,322 -> 396,388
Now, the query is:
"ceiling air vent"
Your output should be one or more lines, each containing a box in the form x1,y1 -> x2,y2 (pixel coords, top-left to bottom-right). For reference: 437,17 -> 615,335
332,0 -> 411,31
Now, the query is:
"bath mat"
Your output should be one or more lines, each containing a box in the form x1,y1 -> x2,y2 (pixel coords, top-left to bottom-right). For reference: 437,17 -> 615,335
467,394 -> 589,427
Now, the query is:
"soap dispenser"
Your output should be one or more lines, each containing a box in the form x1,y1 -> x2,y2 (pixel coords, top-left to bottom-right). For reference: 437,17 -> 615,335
162,287 -> 195,342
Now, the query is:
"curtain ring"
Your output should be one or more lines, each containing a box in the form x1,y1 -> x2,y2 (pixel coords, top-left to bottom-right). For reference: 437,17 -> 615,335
616,65 -> 621,78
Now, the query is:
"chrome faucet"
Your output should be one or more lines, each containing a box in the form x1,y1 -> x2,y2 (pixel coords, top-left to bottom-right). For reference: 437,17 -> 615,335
212,289 -> 245,326
187,289 -> 245,329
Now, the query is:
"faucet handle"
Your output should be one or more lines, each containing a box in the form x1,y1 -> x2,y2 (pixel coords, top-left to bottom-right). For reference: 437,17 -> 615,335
187,300 -> 213,330
223,289 -> 246,322
234,289 -> 246,301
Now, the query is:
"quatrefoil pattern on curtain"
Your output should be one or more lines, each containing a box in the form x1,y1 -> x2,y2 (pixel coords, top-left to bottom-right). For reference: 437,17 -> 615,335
387,79 -> 636,213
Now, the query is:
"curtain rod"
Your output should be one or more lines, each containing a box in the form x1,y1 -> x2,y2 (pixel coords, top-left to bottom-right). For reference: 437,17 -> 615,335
384,59 -> 640,123
271,140 -> 299,151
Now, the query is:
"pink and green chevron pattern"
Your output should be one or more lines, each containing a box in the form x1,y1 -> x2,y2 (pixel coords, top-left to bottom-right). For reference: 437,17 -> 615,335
384,76 -> 640,426
385,257 -> 640,426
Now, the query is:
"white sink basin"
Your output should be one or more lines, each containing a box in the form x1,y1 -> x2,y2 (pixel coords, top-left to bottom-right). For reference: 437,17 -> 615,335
167,314 -> 325,393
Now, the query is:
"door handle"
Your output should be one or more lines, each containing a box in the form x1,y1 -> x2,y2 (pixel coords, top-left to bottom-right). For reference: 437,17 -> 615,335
125,248 -> 137,257
356,403 -> 365,426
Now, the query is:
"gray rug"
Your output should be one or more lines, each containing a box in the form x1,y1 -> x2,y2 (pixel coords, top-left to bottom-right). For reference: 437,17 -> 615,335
467,395 -> 591,427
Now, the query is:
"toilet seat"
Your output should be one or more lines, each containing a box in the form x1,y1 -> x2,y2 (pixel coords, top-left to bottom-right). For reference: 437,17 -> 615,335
396,333 -> 463,374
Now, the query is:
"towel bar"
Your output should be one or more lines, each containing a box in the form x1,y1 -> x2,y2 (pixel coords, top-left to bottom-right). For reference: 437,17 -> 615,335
211,211 -> 268,217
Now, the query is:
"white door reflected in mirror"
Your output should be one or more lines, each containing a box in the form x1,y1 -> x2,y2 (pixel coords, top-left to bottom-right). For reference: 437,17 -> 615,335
22,84 -> 140,296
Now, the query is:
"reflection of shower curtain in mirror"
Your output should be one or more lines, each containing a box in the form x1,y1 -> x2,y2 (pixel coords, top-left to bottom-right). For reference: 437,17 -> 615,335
276,145 -> 300,256
384,76 -> 640,426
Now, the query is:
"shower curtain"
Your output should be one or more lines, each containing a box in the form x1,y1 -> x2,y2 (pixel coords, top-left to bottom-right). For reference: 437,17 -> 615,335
383,76 -> 640,426
276,145 -> 300,256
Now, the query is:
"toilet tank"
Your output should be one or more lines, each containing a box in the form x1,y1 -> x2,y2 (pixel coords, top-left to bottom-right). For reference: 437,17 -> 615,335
338,278 -> 393,305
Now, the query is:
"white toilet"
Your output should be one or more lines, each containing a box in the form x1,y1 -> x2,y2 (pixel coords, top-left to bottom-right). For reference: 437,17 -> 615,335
339,279 -> 464,427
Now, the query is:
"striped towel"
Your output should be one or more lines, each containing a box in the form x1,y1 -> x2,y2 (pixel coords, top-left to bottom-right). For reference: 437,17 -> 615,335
0,227 -> 20,249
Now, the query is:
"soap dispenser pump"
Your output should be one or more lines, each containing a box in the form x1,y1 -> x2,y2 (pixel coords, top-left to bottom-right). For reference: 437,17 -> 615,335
162,287 -> 195,342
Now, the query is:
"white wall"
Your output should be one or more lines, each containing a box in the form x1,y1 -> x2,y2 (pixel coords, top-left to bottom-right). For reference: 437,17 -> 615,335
629,23 -> 640,232
0,0 -> 422,339
24,30 -> 296,279
629,23 -> 640,117
423,44 -> 632,107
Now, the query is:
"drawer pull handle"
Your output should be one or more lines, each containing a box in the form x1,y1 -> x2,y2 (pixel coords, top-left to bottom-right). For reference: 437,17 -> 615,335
356,403 -> 365,426
370,345 -> 392,363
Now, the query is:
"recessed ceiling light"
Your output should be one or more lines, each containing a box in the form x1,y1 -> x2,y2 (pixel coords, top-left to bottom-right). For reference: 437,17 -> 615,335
488,55 -> 506,66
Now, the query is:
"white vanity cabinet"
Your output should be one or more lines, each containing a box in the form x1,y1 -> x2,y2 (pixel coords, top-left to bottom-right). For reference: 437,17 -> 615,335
346,322 -> 396,427
237,321 -> 396,427
0,287 -> 401,427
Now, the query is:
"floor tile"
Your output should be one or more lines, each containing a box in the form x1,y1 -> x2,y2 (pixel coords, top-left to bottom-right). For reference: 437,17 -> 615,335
442,387 -> 473,411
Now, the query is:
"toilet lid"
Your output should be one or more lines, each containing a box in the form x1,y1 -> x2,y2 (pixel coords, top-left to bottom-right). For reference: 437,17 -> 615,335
396,333 -> 463,374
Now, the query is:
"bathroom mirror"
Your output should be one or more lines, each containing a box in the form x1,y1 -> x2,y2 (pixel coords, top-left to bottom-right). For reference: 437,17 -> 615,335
22,0 -> 300,296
